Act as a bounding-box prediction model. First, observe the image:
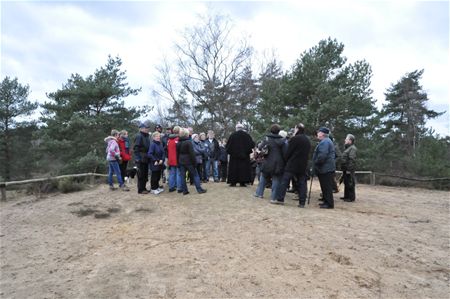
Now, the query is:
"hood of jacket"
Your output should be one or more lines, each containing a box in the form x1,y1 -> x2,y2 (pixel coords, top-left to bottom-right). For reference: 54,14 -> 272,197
104,136 -> 116,143
266,133 -> 284,145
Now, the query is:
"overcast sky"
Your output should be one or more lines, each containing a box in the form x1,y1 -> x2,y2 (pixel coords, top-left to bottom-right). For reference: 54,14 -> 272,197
1,0 -> 449,136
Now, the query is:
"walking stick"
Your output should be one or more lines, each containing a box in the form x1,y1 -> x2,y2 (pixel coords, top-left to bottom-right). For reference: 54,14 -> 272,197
307,174 -> 314,205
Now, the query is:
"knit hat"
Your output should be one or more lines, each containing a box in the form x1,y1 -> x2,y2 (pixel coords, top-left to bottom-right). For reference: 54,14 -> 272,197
139,121 -> 151,128
318,127 -> 330,134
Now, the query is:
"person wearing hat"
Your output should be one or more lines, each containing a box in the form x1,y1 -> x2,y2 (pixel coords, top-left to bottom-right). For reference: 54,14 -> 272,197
226,123 -> 255,187
312,127 -> 336,209
340,134 -> 357,202
133,121 -> 151,194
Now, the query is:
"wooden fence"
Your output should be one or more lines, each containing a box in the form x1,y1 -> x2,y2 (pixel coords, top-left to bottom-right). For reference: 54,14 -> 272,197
0,173 -> 107,201
1,171 -> 448,201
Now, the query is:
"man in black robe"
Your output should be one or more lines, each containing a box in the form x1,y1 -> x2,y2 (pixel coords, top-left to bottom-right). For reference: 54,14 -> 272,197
226,123 -> 255,187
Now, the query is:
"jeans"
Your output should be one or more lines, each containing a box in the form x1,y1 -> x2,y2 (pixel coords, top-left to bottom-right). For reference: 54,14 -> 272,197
255,173 -> 282,200
108,161 -> 124,187
279,172 -> 308,205
270,174 -> 282,201
205,159 -> 219,180
179,164 -> 203,192
168,166 -> 183,191
255,173 -> 267,197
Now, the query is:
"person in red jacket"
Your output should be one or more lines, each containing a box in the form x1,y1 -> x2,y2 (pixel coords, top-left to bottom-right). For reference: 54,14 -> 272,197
118,130 -> 132,182
167,126 -> 181,192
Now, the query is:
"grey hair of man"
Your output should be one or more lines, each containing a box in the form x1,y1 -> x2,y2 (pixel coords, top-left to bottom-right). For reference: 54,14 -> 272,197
346,134 -> 355,143
235,123 -> 244,131
295,123 -> 305,135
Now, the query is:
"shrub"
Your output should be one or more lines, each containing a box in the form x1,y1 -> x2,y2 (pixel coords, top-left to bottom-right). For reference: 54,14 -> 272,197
58,178 -> 84,193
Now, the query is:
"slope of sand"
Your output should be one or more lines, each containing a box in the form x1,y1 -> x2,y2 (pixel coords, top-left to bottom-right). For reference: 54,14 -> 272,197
1,182 -> 449,298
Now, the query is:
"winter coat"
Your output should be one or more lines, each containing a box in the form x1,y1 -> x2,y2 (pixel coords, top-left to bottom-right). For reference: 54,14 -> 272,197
148,141 -> 166,171
205,138 -> 220,160
118,137 -> 131,162
284,133 -> 311,175
341,144 -> 357,172
167,134 -> 179,167
133,131 -> 151,163
259,133 -> 286,176
104,136 -> 120,162
226,130 -> 255,184
177,137 -> 196,166
192,140 -> 206,164
218,145 -> 228,163
313,137 -> 336,174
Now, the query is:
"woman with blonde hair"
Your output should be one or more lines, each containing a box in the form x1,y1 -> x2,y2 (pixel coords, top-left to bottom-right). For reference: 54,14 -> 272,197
147,131 -> 165,194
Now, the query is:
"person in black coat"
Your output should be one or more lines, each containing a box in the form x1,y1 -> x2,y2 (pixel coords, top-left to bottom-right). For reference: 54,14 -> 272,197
133,121 -> 151,194
278,123 -> 311,207
226,123 -> 255,187
255,124 -> 286,204
218,138 -> 228,182
176,128 -> 207,195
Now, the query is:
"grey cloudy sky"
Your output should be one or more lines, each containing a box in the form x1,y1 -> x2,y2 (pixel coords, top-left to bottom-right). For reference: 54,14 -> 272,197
1,0 -> 449,135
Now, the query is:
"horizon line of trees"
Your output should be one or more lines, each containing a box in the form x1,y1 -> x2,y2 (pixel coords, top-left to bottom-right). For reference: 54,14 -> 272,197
1,13 -> 449,187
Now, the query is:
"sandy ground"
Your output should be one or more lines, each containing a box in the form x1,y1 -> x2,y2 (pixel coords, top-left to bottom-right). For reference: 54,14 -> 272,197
0,180 -> 449,298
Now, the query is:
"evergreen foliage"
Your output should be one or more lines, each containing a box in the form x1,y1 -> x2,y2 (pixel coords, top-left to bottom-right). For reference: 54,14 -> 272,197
0,35 -> 448,188
38,56 -> 146,175
0,77 -> 38,180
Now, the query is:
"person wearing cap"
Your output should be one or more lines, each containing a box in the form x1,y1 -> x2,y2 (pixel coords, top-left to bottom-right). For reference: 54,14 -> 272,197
312,127 -> 336,209
226,123 -> 255,187
340,134 -> 357,202
133,121 -> 151,194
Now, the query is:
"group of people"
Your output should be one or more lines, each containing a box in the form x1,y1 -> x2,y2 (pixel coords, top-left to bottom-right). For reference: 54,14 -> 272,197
253,124 -> 357,209
104,121 -> 357,209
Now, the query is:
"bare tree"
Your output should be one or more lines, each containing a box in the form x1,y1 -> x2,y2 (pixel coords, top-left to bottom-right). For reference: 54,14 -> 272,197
154,12 -> 255,137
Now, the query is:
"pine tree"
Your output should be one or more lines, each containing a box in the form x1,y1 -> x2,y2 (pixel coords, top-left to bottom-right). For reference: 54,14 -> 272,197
0,77 -> 38,180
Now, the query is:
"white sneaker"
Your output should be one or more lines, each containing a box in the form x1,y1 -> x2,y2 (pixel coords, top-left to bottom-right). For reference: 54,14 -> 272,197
157,187 -> 164,193
151,189 -> 162,195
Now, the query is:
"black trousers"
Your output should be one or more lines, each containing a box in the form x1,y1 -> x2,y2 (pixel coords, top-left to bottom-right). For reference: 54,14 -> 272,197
119,160 -> 128,181
151,170 -> 161,190
219,161 -> 228,181
343,171 -> 356,201
318,172 -> 334,208
137,162 -> 149,193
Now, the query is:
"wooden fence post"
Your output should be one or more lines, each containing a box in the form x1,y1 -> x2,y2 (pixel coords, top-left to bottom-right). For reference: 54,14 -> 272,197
1,183 -> 6,201
371,172 -> 376,185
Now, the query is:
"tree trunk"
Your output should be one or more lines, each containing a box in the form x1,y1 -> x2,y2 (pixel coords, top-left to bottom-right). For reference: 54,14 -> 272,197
3,128 -> 11,181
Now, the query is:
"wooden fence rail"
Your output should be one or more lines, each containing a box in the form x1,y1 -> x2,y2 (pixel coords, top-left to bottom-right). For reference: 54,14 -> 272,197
0,173 -> 107,201
1,171 -> 448,202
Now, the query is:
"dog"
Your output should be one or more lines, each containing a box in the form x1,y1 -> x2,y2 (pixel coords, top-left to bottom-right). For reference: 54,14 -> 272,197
125,167 -> 138,184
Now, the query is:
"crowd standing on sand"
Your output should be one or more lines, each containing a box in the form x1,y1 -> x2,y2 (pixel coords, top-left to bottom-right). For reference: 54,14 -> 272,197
104,121 -> 357,209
